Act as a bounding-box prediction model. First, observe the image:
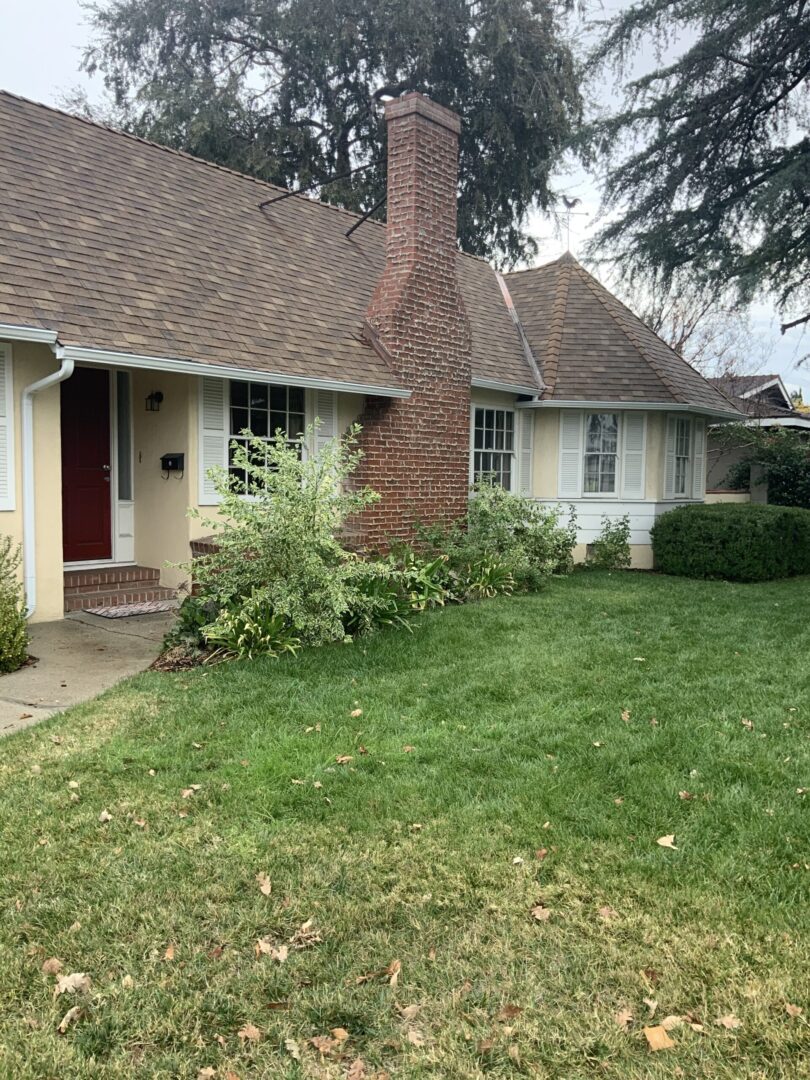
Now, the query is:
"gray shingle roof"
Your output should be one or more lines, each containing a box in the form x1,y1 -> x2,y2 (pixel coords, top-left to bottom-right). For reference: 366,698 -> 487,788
506,254 -> 741,415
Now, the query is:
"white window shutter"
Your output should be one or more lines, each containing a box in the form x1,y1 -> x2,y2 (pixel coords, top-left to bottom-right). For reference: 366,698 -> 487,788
692,417 -> 706,500
517,410 -> 533,495
558,410 -> 583,498
198,377 -> 228,505
313,389 -> 337,454
621,412 -> 646,499
0,344 -> 14,511
664,415 -> 678,500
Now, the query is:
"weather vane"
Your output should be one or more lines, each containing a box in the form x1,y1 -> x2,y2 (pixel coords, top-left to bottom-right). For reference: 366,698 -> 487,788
560,195 -> 588,252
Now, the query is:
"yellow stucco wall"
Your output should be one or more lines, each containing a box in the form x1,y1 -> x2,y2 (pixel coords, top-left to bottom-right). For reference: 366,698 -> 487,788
705,491 -> 751,504
0,342 -> 65,622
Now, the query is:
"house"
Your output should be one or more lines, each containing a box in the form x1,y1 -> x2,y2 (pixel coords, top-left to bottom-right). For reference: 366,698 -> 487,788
0,90 -> 740,621
705,374 -> 810,500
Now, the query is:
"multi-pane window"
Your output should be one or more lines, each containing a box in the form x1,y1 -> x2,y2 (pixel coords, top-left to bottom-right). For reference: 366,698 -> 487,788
584,413 -> 619,493
229,381 -> 305,486
472,408 -> 515,489
674,418 -> 691,496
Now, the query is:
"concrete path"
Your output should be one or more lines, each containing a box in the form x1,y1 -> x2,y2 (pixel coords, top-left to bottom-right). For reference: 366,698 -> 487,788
0,611 -> 176,737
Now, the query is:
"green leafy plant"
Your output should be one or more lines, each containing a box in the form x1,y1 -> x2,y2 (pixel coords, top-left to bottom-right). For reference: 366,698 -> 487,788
651,503 -> 810,582
463,558 -> 516,599
203,592 -> 302,662
587,514 -> 632,571
342,563 -> 415,636
163,593 -> 222,652
719,425 -> 810,509
183,423 -> 379,648
0,536 -> 28,674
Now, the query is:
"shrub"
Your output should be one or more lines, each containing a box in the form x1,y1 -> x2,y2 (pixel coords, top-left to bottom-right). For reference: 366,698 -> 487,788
651,503 -> 810,582
719,424 -> 810,509
588,514 -> 631,571
417,483 -> 577,592
183,424 -> 379,647
162,593 -> 222,653
0,536 -> 28,674
203,591 -> 302,662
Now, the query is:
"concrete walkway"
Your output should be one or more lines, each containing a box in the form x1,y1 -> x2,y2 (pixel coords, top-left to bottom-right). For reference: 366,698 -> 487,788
0,611 -> 176,737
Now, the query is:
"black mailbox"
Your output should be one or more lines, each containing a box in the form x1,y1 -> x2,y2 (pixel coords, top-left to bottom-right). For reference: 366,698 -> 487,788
160,453 -> 185,472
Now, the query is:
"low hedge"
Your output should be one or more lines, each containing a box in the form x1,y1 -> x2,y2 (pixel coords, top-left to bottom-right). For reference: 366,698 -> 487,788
650,503 -> 810,582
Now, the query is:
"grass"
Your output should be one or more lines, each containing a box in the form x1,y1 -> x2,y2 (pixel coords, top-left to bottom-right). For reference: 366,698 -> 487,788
0,571 -> 808,1079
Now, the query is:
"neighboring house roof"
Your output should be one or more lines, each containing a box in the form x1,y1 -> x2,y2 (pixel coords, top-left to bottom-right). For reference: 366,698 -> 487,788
0,91 -> 537,395
706,374 -> 809,422
506,253 -> 740,416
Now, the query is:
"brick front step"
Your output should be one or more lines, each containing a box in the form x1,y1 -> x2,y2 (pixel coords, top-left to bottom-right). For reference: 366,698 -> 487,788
64,586 -> 176,613
63,565 -> 175,613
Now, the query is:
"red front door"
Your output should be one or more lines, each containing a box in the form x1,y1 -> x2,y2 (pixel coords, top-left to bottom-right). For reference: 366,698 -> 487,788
61,368 -> 112,562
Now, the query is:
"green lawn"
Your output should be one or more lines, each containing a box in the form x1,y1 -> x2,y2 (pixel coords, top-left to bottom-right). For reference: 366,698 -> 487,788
1,572 -> 808,1079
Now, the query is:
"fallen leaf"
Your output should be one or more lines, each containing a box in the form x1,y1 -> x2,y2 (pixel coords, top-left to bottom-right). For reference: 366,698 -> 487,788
197,1069 -> 216,1080
256,872 -> 272,896
237,1022 -> 262,1041
593,741 -> 603,747
347,1059 -> 367,1079
256,938 -> 288,962
387,959 -> 401,987
633,657 -> 647,662
358,746 -> 369,755
406,1028 -> 426,1047
397,1004 -> 421,1022
336,754 -> 353,765
643,996 -> 658,1018
98,809 -> 112,823
613,797 -> 624,806
656,834 -> 677,849
598,905 -> 618,921
181,785 -> 201,798
531,904 -> 551,922
512,856 -> 524,865
266,1001 -> 289,1010
291,778 -> 305,785
678,790 -> 694,800
661,1015 -> 684,1031
741,717 -> 754,731
643,1024 -> 675,1051
284,1038 -> 302,1060
331,1027 -> 350,1043
714,1013 -> 742,1030
621,709 -> 631,723
163,944 -> 176,961
350,708 -> 363,718
54,972 -> 91,998
41,957 -> 63,975
121,974 -> 134,989
67,780 -> 79,790
786,1003 -> 803,1018
402,745 -> 415,753
535,847 -> 548,860
56,1005 -> 83,1034
497,1004 -> 523,1022
615,1008 -> 633,1030
289,918 -> 321,949
311,1034 -> 338,1055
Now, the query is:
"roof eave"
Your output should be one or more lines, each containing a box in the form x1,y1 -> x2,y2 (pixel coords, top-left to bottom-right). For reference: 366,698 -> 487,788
517,398 -> 742,420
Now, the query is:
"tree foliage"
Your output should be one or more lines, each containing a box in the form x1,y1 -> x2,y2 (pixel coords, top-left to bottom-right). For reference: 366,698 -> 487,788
585,0 -> 810,335
80,0 -> 581,265
719,424 -> 810,509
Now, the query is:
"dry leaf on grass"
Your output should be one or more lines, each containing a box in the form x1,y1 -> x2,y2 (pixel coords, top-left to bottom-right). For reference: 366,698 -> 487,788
397,1004 -> 421,1022
350,708 -> 363,718
311,1034 -> 340,1055
41,957 -> 62,975
98,809 -> 112,823
284,1038 -> 302,1060
535,847 -> 548,860
331,1027 -> 350,1044
336,755 -> 353,765
678,790 -> 694,800
197,1069 -> 216,1079
406,1029 -> 426,1047
255,872 -> 272,896
643,997 -> 658,1018
598,905 -> 618,921
512,856 -> 524,865
615,1008 -> 633,1030
163,944 -> 176,961
290,918 -> 321,949
656,834 -> 677,849
531,904 -> 551,922
661,1015 -> 684,1031
785,1003 -> 803,1018
54,972 -> 91,998
643,1025 -> 675,1051
347,1060 -> 367,1079
497,1004 -> 523,1022
121,974 -> 134,989
621,709 -> 631,723
56,1005 -> 83,1034
402,745 -> 415,753
714,1013 -> 742,1030
256,939 -> 288,962
237,1022 -> 262,1041
741,717 -> 754,731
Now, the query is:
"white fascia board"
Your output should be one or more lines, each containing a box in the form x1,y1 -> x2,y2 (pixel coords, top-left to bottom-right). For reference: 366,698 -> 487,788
472,377 -> 539,396
58,345 -> 411,398
0,323 -> 59,346
747,415 -> 810,429
516,398 -> 742,420
739,376 -> 791,406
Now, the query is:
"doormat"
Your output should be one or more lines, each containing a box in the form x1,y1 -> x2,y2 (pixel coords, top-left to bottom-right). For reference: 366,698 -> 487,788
84,600 -> 176,618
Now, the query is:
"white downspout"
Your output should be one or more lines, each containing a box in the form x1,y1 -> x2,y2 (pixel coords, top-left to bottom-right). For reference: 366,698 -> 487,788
21,347 -> 75,617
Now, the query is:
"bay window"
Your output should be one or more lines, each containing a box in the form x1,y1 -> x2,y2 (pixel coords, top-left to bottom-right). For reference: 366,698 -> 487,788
583,413 -> 619,494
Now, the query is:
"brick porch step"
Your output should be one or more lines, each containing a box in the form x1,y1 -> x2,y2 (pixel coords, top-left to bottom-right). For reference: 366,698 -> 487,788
63,566 -> 176,612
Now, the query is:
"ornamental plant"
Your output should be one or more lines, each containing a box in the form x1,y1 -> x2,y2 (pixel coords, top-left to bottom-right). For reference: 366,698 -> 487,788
0,536 -> 28,674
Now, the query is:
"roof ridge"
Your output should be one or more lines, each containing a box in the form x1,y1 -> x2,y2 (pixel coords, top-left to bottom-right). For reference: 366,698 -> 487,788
0,88 -> 388,230
542,259 -> 573,397
504,253 -> 572,278
575,267 -> 684,403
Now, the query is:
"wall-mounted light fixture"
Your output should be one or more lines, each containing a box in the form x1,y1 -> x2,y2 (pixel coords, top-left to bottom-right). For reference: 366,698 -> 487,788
145,391 -> 164,412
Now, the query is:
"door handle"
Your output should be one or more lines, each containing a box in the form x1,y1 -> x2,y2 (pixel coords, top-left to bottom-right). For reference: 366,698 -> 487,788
102,465 -> 111,471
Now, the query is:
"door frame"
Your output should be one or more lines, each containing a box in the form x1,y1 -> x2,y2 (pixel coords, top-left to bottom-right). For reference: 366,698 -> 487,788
63,367 -> 135,569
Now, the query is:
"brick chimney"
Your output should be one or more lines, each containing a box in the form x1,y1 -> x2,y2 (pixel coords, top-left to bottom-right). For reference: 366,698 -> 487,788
355,93 -> 472,546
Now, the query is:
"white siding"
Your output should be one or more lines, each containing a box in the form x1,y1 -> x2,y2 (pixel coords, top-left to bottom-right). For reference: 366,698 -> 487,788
0,344 -> 14,511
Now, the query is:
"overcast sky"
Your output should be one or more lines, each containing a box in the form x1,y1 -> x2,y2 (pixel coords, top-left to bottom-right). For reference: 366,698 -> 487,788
1,0 -> 808,394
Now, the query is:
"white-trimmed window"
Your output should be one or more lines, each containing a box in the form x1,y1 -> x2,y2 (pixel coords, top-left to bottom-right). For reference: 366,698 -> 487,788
228,381 -> 305,486
583,413 -> 619,494
673,418 -> 691,496
472,407 -> 515,489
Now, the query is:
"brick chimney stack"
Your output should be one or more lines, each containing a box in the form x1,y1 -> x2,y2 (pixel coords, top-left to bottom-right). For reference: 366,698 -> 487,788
356,93 -> 472,545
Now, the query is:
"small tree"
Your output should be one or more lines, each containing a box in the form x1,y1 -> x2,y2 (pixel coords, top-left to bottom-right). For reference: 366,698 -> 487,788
184,423 -> 379,646
718,425 -> 810,509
